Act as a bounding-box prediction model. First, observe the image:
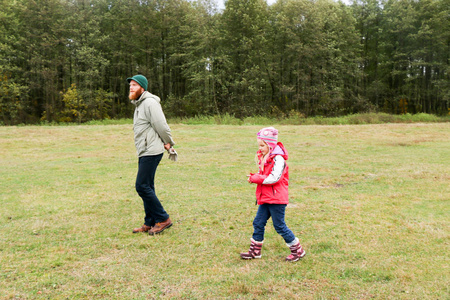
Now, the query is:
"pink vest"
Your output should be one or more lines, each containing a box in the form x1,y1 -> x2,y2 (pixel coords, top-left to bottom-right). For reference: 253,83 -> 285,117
251,142 -> 289,205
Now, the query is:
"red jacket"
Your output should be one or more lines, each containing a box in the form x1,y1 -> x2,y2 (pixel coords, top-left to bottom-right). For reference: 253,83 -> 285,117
249,142 -> 289,205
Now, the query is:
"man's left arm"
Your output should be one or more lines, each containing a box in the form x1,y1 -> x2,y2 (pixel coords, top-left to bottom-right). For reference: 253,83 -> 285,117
147,100 -> 175,147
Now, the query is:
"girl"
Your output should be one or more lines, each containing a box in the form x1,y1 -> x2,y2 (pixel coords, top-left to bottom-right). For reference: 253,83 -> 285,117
241,127 -> 306,262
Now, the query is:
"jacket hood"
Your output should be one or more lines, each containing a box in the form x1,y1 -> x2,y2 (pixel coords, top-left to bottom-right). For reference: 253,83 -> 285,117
131,91 -> 161,106
271,142 -> 288,160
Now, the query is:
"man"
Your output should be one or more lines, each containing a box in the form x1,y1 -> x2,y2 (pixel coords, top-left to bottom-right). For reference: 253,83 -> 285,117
127,74 -> 175,235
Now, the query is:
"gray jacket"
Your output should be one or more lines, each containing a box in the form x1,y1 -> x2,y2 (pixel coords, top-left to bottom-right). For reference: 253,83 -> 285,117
131,91 -> 175,157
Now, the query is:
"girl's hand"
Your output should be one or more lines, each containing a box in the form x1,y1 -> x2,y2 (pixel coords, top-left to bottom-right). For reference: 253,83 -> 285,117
247,174 -> 253,183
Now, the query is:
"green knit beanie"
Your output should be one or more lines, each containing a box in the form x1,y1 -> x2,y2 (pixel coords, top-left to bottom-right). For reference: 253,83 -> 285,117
127,75 -> 148,91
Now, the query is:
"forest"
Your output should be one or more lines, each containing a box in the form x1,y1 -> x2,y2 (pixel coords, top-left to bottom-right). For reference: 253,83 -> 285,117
0,0 -> 448,124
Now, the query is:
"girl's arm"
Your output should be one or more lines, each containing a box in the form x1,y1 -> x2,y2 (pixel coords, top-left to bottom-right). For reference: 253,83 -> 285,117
249,156 -> 285,185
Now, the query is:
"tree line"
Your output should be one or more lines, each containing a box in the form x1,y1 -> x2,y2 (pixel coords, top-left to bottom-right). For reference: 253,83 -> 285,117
0,0 -> 448,124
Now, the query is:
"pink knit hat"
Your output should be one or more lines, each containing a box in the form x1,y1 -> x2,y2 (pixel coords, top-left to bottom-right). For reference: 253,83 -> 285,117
257,127 -> 278,150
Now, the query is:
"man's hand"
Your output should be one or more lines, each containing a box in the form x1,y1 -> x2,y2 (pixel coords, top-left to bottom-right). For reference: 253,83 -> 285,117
164,143 -> 171,150
167,147 -> 178,161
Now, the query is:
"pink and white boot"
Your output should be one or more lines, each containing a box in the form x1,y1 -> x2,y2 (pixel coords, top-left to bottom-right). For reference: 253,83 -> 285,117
240,238 -> 263,259
286,238 -> 306,262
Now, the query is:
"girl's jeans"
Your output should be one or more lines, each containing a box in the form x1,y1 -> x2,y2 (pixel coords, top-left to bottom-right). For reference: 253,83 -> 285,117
135,154 -> 169,226
252,204 -> 296,244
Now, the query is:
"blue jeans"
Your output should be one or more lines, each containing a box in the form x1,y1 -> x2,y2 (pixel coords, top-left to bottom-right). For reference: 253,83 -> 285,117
252,204 -> 296,244
135,154 -> 169,226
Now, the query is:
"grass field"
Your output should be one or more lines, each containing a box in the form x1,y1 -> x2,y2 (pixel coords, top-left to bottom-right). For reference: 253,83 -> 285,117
1,122 -> 449,299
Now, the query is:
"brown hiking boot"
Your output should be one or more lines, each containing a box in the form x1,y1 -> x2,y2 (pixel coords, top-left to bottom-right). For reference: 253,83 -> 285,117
149,218 -> 172,235
132,224 -> 152,233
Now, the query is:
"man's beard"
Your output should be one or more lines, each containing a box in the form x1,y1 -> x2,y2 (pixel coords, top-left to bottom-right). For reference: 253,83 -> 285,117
129,90 -> 143,100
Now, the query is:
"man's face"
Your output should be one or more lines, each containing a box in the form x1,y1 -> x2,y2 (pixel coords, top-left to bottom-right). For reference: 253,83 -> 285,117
129,80 -> 144,100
